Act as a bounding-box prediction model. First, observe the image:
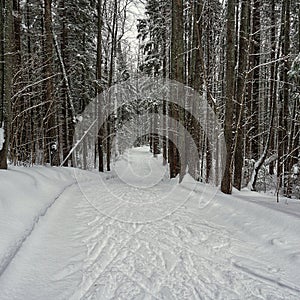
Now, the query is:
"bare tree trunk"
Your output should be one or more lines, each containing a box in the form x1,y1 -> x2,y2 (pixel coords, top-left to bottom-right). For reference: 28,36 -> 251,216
250,0 -> 260,161
0,1 -> 4,164
149,105 -> 153,153
268,0 -> 277,176
106,0 -> 118,172
161,11 -> 167,165
0,0 -> 13,169
188,0 -> 203,180
169,0 -> 185,181
233,0 -> 250,190
43,0 -> 58,165
282,0 -> 291,196
162,99 -> 167,165
54,0 -> 75,167
221,0 -> 236,194
277,0 -> 290,196
153,103 -> 159,157
97,0 -> 104,172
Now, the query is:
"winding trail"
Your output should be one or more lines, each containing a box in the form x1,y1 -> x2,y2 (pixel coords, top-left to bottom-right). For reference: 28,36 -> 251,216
0,147 -> 300,299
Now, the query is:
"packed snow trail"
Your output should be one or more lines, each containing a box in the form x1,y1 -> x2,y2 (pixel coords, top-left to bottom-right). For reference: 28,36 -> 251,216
0,147 -> 300,299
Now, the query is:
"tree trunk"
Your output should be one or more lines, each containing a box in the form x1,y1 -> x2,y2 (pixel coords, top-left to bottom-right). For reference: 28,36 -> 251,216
188,0 -> 203,180
0,0 -> 13,169
268,0 -> 277,176
250,0 -> 260,161
221,0 -> 236,194
282,0 -> 291,196
58,0 -> 72,167
97,0 -> 104,172
233,0 -> 250,190
161,7 -> 167,165
106,0 -> 118,172
169,0 -> 184,180
153,103 -> 159,157
0,1 -> 4,157
43,0 -> 57,165
277,0 -> 290,196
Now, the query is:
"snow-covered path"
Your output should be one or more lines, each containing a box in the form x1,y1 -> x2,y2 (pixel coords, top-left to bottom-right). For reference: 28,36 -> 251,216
1,147 -> 300,299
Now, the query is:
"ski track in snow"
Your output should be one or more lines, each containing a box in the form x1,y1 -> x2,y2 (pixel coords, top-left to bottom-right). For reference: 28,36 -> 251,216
0,182 -> 76,279
70,177 -> 300,300
0,148 -> 300,299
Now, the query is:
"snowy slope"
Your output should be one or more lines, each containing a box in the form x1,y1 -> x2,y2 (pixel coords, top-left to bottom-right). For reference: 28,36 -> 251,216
0,148 -> 300,299
0,167 -> 75,278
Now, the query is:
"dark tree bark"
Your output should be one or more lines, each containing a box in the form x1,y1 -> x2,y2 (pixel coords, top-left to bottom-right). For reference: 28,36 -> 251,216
43,0 -> 58,165
97,0 -> 104,172
0,0 -> 3,133
250,0 -> 260,161
268,0 -> 277,176
152,103 -> 159,157
59,0 -> 70,167
221,0 -> 236,194
282,0 -> 291,196
106,0 -> 118,172
233,0 -> 250,190
188,0 -> 203,180
161,2 -> 167,165
169,0 -> 184,180
277,0 -> 290,196
0,0 -> 13,169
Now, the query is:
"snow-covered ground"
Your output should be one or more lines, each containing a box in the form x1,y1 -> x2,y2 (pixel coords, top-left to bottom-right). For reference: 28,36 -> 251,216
0,147 -> 300,299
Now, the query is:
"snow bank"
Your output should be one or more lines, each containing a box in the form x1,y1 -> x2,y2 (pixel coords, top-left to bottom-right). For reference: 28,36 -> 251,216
0,166 -> 75,276
181,184 -> 300,289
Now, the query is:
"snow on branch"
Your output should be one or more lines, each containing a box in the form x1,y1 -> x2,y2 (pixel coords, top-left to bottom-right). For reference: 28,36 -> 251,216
11,74 -> 59,100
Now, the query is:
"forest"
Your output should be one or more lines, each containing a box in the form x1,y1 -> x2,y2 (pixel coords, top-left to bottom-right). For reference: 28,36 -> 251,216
0,0 -> 299,197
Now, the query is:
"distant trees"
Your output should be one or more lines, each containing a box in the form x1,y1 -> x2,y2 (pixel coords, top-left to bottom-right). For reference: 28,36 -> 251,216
6,0 -> 97,166
137,0 -> 300,197
137,0 -> 223,184
246,0 -> 299,197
